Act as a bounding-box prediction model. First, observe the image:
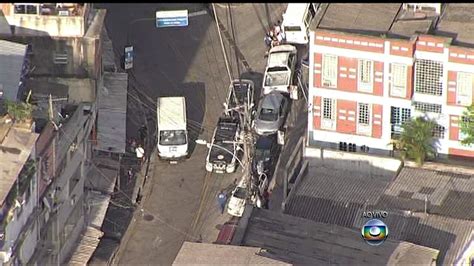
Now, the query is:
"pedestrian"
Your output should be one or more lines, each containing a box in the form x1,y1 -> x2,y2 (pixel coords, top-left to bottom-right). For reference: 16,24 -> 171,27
262,190 -> 270,209
129,138 -> 137,154
217,190 -> 227,214
138,124 -> 148,146
264,32 -> 272,48
135,145 -> 145,164
127,167 -> 134,184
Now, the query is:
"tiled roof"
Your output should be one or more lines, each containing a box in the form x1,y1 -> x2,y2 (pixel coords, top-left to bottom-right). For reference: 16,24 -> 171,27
377,167 -> 474,220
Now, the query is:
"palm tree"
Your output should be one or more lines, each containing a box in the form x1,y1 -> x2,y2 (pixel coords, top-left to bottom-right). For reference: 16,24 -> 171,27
394,116 -> 436,166
460,104 -> 474,146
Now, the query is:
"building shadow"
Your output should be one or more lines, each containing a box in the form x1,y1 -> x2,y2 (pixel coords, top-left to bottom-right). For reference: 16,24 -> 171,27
181,82 -> 206,157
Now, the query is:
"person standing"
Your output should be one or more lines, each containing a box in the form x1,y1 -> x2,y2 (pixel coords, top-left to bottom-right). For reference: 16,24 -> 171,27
217,191 -> 227,214
135,145 -> 145,165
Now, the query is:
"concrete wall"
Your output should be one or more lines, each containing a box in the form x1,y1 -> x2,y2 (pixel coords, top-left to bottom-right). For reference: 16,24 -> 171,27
0,4 -> 90,37
0,8 -> 104,80
304,146 -> 402,178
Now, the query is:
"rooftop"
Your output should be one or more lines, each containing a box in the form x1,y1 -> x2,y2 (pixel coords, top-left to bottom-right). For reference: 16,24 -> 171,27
0,118 -> 38,205
173,242 -> 289,265
435,4 -> 474,47
315,4 -> 474,47
0,39 -> 27,101
96,72 -> 127,154
239,208 -> 439,265
284,155 -> 474,265
318,3 -> 403,35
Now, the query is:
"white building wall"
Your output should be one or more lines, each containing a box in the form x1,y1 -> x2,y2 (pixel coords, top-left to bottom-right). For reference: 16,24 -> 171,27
309,31 -> 474,156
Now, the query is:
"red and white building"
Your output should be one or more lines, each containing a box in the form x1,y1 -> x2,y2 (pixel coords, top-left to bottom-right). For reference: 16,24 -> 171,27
307,4 -> 474,158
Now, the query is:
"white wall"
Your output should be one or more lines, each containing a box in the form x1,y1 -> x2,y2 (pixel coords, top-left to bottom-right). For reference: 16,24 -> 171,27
305,146 -> 402,177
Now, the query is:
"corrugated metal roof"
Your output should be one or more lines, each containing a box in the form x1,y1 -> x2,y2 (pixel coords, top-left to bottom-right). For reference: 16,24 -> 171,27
284,162 -> 474,265
96,72 -> 127,153
0,40 -> 27,101
242,208 -> 439,265
379,167 -> 474,220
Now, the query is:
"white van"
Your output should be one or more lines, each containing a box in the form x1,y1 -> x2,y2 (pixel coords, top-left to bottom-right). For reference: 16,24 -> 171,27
282,3 -> 318,44
156,97 -> 188,160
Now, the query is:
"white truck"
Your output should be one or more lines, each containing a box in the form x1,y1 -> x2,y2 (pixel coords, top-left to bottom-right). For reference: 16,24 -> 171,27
156,97 -> 188,160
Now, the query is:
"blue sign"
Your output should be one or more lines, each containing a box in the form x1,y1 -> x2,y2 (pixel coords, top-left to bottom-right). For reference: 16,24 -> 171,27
156,10 -> 188,28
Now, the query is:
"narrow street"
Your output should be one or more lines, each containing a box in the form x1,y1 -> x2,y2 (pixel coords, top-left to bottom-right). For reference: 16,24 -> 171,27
95,3 -> 287,265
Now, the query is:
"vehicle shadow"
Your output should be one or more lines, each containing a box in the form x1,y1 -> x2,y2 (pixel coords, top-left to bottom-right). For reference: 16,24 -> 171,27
181,82 -> 206,157
240,71 -> 264,101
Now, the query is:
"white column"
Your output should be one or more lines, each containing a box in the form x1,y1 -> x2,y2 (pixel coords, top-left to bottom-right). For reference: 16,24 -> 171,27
381,40 -> 392,145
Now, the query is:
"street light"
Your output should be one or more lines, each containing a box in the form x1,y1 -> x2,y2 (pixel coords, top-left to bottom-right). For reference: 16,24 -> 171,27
195,139 -> 245,172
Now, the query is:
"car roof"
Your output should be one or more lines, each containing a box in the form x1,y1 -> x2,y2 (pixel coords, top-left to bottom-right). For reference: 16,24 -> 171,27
256,135 -> 277,149
261,93 -> 284,109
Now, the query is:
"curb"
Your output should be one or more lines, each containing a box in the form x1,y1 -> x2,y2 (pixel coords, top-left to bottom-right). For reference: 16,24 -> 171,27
109,149 -> 157,265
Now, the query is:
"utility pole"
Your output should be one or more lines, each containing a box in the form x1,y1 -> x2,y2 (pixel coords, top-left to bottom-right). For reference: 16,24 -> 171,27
228,4 -> 255,205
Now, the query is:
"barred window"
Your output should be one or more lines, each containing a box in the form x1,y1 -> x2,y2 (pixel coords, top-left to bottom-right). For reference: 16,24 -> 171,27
358,59 -> 373,92
323,98 -> 335,120
432,124 -> 445,139
322,54 -> 338,88
391,107 -> 411,135
358,103 -> 370,125
413,101 -> 442,113
415,59 -> 443,96
390,107 -> 411,124
391,63 -> 407,97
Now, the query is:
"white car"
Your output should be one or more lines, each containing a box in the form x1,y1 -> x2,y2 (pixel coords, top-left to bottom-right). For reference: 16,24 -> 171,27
262,45 -> 297,95
227,178 -> 248,217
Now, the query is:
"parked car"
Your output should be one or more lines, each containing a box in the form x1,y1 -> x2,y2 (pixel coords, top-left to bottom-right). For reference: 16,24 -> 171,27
224,79 -> 255,118
253,92 -> 290,136
252,134 -> 281,177
214,219 -> 238,245
262,45 -> 297,95
227,178 -> 248,217
205,116 -> 241,173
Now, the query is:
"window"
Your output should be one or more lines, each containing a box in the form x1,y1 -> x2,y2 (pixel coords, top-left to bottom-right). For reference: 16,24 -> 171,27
391,63 -> 407,97
358,103 -> 370,125
322,54 -> 337,88
358,59 -> 373,92
323,98 -> 335,120
391,107 -> 411,135
432,124 -> 445,139
14,4 -> 38,14
415,59 -> 443,96
413,102 -> 442,113
321,98 -> 336,130
457,72 -> 473,106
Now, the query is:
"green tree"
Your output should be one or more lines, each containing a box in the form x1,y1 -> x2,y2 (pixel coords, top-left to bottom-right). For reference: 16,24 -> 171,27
460,104 -> 474,146
4,99 -> 33,122
394,116 -> 437,166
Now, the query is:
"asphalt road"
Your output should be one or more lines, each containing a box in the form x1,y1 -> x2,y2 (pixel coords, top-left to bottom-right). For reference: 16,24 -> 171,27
97,3 -> 287,265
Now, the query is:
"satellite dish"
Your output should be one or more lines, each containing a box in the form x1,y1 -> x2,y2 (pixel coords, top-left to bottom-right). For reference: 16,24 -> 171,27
217,154 -> 224,160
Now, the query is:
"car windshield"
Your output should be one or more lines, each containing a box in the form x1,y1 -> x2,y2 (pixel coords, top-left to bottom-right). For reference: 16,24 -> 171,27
259,108 -> 278,121
233,187 -> 247,199
284,26 -> 302,32
264,69 -> 290,87
159,130 -> 187,146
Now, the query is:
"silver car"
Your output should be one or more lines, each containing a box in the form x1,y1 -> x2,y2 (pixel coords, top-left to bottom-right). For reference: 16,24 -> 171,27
253,92 -> 289,136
